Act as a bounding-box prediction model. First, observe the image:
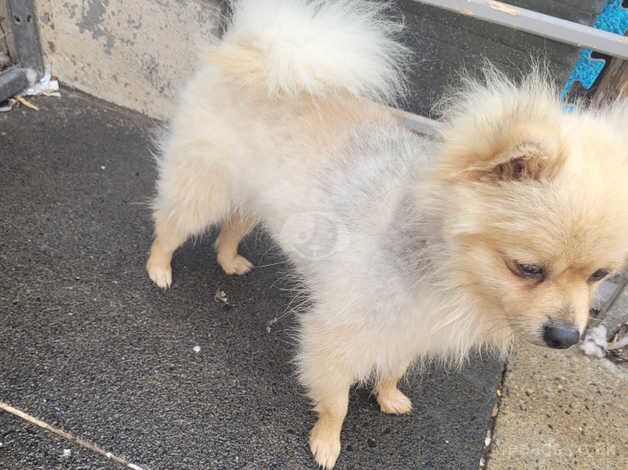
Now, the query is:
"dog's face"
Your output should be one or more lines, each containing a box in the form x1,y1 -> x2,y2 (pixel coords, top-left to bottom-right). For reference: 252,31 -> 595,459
435,77 -> 628,350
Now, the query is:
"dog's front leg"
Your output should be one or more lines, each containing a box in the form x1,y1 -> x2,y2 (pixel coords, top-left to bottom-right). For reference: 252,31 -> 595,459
308,378 -> 350,469
299,318 -> 353,469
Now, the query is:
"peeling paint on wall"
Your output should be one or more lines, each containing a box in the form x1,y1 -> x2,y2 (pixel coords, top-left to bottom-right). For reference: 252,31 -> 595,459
77,0 -> 116,53
35,0 -> 222,119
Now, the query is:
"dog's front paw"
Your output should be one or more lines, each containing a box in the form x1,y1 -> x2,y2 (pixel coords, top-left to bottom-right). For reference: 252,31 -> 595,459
309,421 -> 341,469
218,254 -> 253,275
376,387 -> 413,415
146,258 -> 172,289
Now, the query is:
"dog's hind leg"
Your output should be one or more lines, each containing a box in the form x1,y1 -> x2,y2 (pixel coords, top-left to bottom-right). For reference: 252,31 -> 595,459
147,159 -> 232,289
374,364 -> 412,414
214,212 -> 257,275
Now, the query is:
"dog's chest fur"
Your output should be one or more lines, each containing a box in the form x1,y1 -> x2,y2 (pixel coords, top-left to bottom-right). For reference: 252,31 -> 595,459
251,125 -> 494,372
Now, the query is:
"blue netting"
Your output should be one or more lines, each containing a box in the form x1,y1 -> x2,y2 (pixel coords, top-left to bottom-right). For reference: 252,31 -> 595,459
561,0 -> 628,99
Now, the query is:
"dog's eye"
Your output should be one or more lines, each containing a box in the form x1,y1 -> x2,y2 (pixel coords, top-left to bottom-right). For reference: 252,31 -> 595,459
514,262 -> 545,280
588,269 -> 609,283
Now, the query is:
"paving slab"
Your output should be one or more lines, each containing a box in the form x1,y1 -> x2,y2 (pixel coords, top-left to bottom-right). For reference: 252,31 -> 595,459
0,92 -> 503,469
488,342 -> 627,470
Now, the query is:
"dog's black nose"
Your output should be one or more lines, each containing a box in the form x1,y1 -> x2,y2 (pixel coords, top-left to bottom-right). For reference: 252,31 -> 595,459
543,322 -> 580,349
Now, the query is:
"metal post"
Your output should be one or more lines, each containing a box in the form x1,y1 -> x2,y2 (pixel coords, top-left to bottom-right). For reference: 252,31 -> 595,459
0,0 -> 43,102
6,0 -> 43,74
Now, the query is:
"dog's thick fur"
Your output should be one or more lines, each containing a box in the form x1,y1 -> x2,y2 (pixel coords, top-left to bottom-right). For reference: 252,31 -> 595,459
147,1 -> 628,467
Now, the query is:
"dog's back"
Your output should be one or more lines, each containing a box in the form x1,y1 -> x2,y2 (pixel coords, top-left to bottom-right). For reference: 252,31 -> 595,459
147,0 -> 411,286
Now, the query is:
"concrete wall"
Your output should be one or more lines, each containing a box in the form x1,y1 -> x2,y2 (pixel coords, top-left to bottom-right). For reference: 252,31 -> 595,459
31,1 -> 604,119
34,0 -> 222,119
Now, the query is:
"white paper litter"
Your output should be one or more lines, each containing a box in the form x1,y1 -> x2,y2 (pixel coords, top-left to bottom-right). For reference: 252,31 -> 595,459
21,66 -> 60,97
214,289 -> 228,304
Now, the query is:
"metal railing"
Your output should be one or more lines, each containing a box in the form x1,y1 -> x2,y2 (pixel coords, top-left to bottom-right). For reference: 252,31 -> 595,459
400,0 -> 627,134
413,0 -> 627,60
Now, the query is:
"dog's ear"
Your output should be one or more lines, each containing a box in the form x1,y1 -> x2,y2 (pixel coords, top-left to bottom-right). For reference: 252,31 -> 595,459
464,141 -> 563,183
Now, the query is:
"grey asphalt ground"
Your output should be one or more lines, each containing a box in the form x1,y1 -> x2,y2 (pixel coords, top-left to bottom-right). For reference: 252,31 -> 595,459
1,412 -> 113,469
0,92 -> 503,469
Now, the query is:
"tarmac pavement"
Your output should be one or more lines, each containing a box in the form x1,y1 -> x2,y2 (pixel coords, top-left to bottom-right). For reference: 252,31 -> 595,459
0,92 -> 503,469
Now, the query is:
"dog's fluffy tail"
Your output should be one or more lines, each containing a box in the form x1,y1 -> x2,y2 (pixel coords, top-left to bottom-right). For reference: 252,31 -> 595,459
215,0 -> 409,102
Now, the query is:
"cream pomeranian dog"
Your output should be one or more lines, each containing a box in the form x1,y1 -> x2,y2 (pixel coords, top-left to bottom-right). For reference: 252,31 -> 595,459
146,1 -> 628,467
